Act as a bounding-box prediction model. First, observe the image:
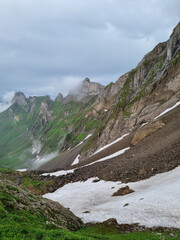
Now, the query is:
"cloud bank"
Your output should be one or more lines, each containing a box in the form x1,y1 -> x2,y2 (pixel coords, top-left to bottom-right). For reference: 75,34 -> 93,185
0,91 -> 15,113
0,0 -> 179,98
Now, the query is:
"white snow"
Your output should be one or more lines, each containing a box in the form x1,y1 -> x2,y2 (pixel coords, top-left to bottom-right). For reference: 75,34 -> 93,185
72,154 -> 80,166
16,169 -> 27,172
93,133 -> 130,155
155,100 -> 180,119
76,141 -> 83,147
84,134 -> 92,140
42,147 -> 129,176
140,122 -> 148,128
87,147 -> 130,167
43,166 -> 180,228
42,169 -> 74,177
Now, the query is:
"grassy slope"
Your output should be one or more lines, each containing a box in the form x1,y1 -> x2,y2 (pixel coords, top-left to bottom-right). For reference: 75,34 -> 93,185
0,96 -> 98,169
0,169 -> 179,240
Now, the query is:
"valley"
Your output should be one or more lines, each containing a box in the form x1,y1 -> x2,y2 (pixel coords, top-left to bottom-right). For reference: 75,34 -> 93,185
0,22 -> 180,239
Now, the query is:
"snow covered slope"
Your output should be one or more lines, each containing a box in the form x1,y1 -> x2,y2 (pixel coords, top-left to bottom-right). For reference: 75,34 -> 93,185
44,166 -> 180,228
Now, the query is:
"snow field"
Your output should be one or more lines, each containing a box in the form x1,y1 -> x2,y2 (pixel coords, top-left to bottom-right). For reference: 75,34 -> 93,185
43,166 -> 180,228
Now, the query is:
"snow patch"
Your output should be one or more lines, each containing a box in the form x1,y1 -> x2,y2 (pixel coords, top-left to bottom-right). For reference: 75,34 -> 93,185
84,134 -> 92,140
76,141 -> 83,147
87,147 -> 130,167
140,122 -> 148,128
44,166 -> 180,228
93,133 -> 130,155
16,169 -> 27,172
42,147 -> 129,176
31,140 -> 42,155
42,169 -> 74,177
72,154 -> 80,165
155,100 -> 180,119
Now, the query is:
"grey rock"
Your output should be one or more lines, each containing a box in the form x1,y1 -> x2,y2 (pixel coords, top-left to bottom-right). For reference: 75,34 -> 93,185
64,78 -> 104,103
12,92 -> 28,111
55,93 -> 64,102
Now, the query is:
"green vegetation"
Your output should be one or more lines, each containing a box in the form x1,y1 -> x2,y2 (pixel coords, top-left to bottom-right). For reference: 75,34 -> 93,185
0,170 -> 179,240
171,49 -> 180,65
0,95 -> 97,169
105,82 -> 114,90
0,209 -> 179,240
77,225 -> 180,240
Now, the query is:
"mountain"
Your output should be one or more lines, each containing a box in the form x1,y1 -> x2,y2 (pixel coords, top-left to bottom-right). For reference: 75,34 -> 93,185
0,79 -> 104,169
0,22 -> 179,173
0,22 -> 180,238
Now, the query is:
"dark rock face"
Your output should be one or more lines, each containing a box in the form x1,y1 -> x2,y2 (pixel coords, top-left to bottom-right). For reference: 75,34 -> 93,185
167,22 -> 180,60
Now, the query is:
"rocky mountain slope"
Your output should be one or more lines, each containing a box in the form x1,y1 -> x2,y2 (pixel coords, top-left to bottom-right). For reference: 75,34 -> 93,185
0,22 -> 179,174
0,79 -> 103,169
0,22 -> 180,239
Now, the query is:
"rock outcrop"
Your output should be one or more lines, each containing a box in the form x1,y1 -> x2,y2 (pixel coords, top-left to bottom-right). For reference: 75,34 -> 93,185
64,78 -> 104,102
131,120 -> 165,145
0,179 -> 83,230
80,22 -> 180,161
55,93 -> 64,102
12,92 -> 28,111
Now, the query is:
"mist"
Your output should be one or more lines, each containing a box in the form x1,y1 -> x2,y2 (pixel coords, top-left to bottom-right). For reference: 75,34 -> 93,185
31,151 -> 59,169
0,91 -> 15,113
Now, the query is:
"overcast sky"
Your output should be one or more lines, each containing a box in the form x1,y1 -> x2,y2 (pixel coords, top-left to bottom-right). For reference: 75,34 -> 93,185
0,0 -> 179,100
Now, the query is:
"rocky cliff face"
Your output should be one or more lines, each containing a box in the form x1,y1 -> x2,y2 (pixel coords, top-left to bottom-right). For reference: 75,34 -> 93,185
0,170 -> 83,230
63,78 -> 104,103
55,92 -> 64,102
80,22 -> 180,161
1,23 -> 180,170
12,92 -> 29,111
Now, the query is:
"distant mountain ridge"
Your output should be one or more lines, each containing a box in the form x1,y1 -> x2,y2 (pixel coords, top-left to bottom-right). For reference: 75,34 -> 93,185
0,22 -> 179,169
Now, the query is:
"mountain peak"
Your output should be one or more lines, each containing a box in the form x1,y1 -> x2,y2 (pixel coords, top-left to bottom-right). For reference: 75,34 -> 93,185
167,22 -> 180,60
12,91 -> 28,109
55,93 -> 64,102
64,78 -> 104,103
83,77 -> 90,83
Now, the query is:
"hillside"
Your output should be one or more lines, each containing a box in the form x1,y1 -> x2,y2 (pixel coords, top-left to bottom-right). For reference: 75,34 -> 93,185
0,169 -> 180,240
0,23 -> 180,171
0,79 -> 103,169
0,22 -> 180,239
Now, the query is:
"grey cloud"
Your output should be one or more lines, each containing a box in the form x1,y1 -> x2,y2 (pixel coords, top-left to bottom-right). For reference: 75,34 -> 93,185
0,0 -> 179,98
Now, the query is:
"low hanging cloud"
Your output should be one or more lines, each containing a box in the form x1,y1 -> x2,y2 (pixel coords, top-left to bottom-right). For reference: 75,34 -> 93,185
0,91 -> 15,113
0,0 -> 179,98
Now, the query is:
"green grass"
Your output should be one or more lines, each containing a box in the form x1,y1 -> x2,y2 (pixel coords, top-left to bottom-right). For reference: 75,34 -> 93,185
0,176 -> 179,240
1,212 -> 179,240
77,225 -> 180,240
0,95 -> 97,169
